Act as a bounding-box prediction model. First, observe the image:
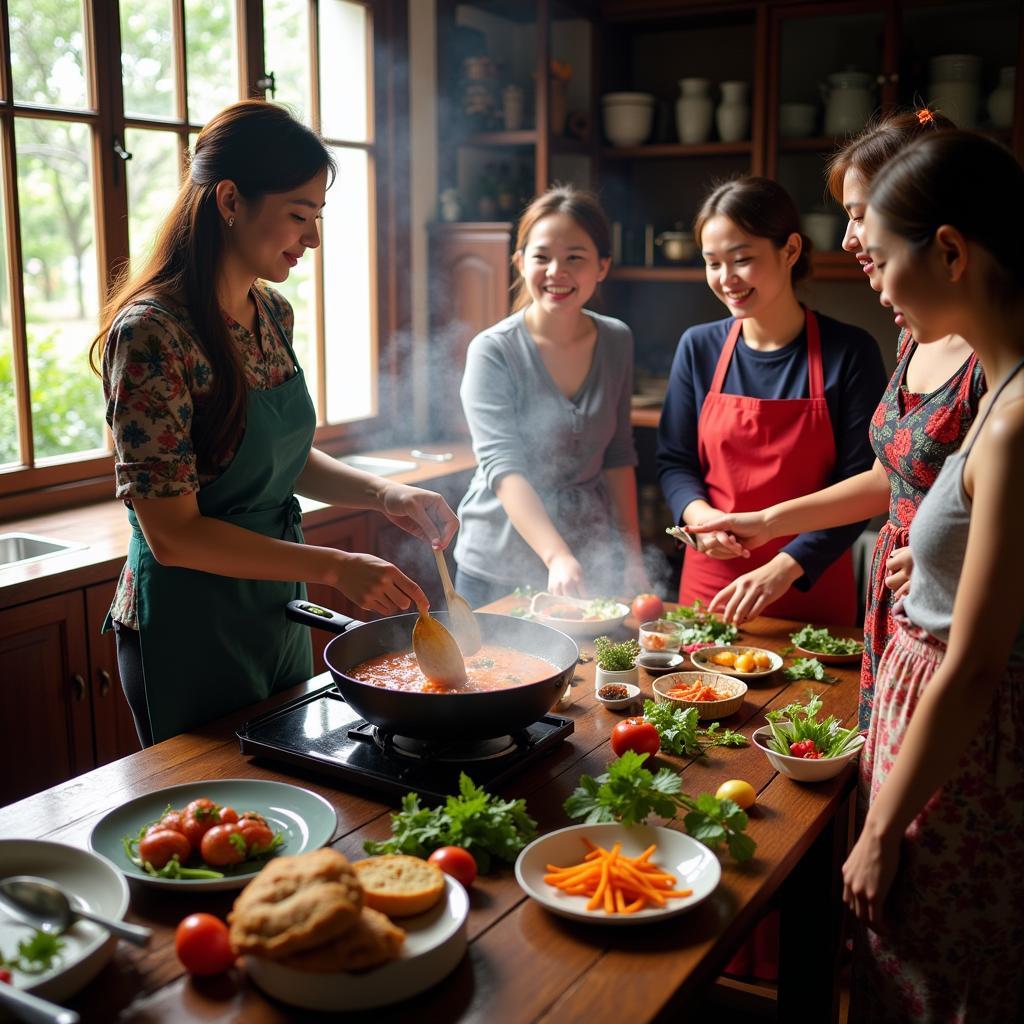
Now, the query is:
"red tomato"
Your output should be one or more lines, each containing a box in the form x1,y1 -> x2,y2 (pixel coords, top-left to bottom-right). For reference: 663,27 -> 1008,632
610,718 -> 661,758
631,593 -> 664,623
0,967 -> 13,983
218,806 -> 239,825
181,813 -> 214,849
157,811 -> 186,834
138,829 -> 191,870
175,913 -> 235,976
428,846 -> 477,888
238,819 -> 275,853
200,823 -> 246,867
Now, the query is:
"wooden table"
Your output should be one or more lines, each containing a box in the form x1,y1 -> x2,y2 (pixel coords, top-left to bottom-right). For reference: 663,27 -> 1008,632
0,601 -> 862,1023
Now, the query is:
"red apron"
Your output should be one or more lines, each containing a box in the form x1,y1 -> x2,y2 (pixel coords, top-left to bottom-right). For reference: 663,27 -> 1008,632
678,310 -> 856,625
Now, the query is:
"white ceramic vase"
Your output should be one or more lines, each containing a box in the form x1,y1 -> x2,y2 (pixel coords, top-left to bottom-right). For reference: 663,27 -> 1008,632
676,95 -> 713,143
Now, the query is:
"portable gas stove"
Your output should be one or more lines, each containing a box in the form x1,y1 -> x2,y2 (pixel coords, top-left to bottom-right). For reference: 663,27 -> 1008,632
237,683 -> 574,802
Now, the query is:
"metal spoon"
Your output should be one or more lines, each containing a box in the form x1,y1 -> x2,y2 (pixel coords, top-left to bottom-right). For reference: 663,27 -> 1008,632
0,981 -> 80,1024
432,548 -> 482,656
0,877 -> 151,947
411,610 -> 468,688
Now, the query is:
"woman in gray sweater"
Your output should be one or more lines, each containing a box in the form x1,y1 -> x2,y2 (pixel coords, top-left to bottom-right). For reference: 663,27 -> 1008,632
454,186 -> 646,606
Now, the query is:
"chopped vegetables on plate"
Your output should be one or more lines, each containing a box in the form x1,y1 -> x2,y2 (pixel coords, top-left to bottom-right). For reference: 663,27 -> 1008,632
789,624 -> 864,656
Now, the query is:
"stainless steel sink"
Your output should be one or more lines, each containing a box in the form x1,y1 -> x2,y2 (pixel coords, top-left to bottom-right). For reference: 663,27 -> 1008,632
0,532 -> 87,569
337,455 -> 418,476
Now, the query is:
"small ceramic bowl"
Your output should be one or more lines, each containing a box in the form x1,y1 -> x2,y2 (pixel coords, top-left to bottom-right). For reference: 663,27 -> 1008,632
594,681 -> 642,712
637,651 -> 685,674
638,619 -> 681,653
652,671 -> 746,720
751,725 -> 865,782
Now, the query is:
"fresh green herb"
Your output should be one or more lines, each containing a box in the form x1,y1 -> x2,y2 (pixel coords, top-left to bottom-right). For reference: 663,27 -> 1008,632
585,597 -> 624,620
764,694 -> 862,760
779,645 -> 795,656
563,751 -> 756,861
593,636 -> 640,671
789,625 -> 864,656
782,657 -> 836,682
363,773 -> 537,873
663,600 -> 738,646
643,699 -> 748,758
1,930 -> 66,975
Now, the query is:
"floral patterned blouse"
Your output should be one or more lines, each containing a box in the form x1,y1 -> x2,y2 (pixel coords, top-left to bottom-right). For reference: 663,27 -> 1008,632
103,283 -> 297,628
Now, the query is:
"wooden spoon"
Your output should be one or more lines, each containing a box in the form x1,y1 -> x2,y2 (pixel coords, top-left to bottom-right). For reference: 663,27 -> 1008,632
412,609 -> 468,688
433,547 -> 483,656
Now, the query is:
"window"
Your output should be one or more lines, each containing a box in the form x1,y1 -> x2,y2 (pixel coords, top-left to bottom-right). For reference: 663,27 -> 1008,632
0,0 -> 406,517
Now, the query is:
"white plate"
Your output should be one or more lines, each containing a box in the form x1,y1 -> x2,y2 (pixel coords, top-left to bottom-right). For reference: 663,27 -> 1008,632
245,875 -> 469,1011
515,823 -> 720,925
529,593 -> 630,639
0,839 -> 129,1002
89,779 -> 338,891
690,645 -> 783,680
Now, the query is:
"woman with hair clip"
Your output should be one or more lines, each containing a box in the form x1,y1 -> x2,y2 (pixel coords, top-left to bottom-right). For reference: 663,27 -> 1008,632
687,110 -> 985,730
841,130 -> 1024,1023
454,184 -> 646,606
94,101 -> 457,746
657,176 -> 886,628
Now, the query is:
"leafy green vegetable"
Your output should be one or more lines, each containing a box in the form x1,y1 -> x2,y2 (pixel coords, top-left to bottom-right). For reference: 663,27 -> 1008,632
593,636 -> 640,671
764,694 -> 862,759
789,625 -> 864,656
782,657 -> 836,682
585,597 -> 625,620
1,929 -> 66,975
563,751 -> 756,861
363,773 -> 537,873
663,600 -> 738,646
643,699 -> 748,758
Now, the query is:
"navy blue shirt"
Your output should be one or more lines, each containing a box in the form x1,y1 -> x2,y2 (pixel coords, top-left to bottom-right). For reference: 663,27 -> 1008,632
657,313 -> 887,589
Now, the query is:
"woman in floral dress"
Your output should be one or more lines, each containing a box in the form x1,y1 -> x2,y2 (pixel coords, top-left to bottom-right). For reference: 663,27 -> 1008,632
843,129 -> 1024,1024
686,110 -> 984,730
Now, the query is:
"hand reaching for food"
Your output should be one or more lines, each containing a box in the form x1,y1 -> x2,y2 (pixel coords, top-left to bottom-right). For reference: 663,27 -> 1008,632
547,552 -> 586,597
707,554 -> 803,624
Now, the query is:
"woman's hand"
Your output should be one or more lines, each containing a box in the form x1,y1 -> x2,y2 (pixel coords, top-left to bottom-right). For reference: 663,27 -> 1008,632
842,821 -> 901,932
547,552 -> 585,597
707,553 -> 803,623
686,510 -> 772,555
334,551 -> 428,616
885,546 -> 914,599
381,483 -> 459,549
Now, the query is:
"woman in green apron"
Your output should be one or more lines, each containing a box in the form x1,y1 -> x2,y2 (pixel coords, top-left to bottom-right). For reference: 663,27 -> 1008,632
91,101 -> 457,745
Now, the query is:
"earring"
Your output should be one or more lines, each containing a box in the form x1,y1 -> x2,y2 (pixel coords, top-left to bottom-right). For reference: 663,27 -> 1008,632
227,216 -> 235,228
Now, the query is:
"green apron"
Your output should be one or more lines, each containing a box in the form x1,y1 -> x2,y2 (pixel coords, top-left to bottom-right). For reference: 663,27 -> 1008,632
103,292 -> 316,743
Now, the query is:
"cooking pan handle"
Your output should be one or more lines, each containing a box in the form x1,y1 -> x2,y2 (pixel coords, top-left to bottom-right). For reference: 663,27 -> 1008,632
286,599 -> 365,634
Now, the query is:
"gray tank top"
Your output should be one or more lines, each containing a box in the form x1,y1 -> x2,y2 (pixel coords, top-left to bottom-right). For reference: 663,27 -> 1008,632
904,356 -> 1024,668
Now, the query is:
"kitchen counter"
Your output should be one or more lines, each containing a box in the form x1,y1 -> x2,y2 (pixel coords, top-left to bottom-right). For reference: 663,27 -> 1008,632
0,443 -> 475,611
0,601 -> 860,1023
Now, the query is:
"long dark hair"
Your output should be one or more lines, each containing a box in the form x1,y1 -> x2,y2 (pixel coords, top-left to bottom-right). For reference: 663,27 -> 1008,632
826,107 -> 955,202
694,176 -> 811,282
511,185 -> 611,311
869,131 -> 1024,308
92,100 -> 335,475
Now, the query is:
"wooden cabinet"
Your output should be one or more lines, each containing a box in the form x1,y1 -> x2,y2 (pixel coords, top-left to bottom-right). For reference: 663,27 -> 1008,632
0,592 -> 94,804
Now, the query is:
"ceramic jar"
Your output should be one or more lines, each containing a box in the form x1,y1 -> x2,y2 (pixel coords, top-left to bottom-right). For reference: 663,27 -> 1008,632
716,81 -> 750,142
602,92 -> 656,147
594,664 -> 639,692
987,66 -> 1015,129
802,211 -> 841,253
676,78 -> 713,143
654,230 -> 697,263
928,53 -> 981,128
822,71 -> 874,136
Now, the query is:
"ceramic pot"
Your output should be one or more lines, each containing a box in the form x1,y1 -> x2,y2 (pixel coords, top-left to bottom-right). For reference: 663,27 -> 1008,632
501,85 -> 524,132
602,93 -> 656,146
928,53 -> 981,84
802,211 -> 840,253
678,77 -> 711,98
779,102 -> 817,138
716,100 -> 750,142
655,230 -> 697,262
676,95 -> 713,143
822,71 -> 874,135
720,80 -> 749,104
594,664 -> 639,691
988,66 -> 1015,129
928,80 -> 979,127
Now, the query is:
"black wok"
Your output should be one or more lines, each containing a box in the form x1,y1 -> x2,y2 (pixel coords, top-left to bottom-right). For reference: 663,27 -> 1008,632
286,599 -> 580,741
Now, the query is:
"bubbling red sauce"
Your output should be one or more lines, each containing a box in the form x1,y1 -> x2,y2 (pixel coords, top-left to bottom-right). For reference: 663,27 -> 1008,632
349,645 -> 556,694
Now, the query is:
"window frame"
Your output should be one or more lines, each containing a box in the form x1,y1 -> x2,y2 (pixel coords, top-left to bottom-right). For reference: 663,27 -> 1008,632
0,0 -> 410,520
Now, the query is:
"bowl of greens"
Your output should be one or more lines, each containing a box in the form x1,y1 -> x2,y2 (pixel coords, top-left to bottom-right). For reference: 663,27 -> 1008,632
528,592 -> 629,638
789,624 -> 865,665
663,600 -> 738,653
752,695 -> 864,782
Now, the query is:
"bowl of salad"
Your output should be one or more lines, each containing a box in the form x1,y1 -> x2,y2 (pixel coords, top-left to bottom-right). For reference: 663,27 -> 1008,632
528,592 -> 629,638
752,695 -> 864,782
662,600 -> 738,655
789,624 -> 865,665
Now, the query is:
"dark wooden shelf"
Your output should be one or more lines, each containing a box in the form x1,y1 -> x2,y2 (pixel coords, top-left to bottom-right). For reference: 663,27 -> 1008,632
461,130 -> 538,147
610,265 -> 705,282
601,141 -> 753,159
810,251 -> 862,280
778,135 -> 842,153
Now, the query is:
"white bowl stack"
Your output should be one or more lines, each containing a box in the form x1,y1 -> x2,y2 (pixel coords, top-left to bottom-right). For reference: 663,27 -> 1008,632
602,92 -> 656,147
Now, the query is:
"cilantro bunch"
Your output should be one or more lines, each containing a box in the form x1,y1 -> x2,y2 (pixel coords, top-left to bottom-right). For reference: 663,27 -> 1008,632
363,773 -> 537,872
563,751 -> 756,861
642,699 -> 746,758
790,625 -> 864,656
782,657 -> 836,682
763,694 -> 862,760
664,600 -> 738,646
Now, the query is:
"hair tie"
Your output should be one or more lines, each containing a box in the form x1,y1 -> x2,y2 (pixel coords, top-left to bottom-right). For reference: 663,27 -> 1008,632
917,107 -> 935,125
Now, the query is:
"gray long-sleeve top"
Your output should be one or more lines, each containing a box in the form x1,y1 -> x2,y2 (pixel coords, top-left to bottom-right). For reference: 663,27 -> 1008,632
454,309 -> 638,592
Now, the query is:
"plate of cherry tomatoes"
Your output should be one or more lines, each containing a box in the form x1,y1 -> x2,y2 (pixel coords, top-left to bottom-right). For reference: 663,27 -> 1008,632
89,779 -> 338,891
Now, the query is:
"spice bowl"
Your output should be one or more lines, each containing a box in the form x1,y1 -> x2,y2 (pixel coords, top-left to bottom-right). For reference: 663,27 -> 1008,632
652,672 -> 746,720
752,725 -> 864,782
594,681 -> 642,712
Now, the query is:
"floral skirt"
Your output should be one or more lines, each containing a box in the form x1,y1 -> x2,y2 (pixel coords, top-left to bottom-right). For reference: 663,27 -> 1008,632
851,613 -> 1024,1023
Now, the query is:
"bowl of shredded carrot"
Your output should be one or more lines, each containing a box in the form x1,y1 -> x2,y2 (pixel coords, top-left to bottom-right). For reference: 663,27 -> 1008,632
652,671 -> 747,719
514,823 -> 720,925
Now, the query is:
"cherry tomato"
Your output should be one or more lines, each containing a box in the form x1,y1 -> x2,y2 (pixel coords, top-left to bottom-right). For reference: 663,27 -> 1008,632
238,811 -> 268,825
631,593 -> 665,623
185,798 -> 219,820
175,913 -> 235,976
200,823 -> 246,867
157,811 -> 186,834
217,806 -> 239,825
181,813 -> 215,849
610,718 -> 661,758
138,829 -> 192,870
238,818 -> 275,853
428,846 -> 477,888
0,968 -> 12,984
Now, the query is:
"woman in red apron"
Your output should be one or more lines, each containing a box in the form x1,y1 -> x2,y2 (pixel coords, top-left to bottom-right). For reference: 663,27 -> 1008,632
657,177 -> 886,627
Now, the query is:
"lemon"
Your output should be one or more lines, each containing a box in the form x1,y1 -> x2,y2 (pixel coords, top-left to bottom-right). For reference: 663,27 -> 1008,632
715,779 -> 756,810
734,653 -> 756,673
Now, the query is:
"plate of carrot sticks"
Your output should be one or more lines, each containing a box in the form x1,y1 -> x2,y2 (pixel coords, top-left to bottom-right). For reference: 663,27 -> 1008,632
514,823 -> 720,925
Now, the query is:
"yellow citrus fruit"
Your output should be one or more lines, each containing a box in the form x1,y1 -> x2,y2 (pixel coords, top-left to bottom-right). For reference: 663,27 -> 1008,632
715,779 -> 756,810
734,653 -> 756,673
711,651 -> 737,666
753,652 -> 772,669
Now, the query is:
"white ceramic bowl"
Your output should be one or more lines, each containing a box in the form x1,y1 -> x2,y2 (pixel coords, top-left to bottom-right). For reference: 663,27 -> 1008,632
653,671 -> 746,720
602,93 -> 656,146
602,91 -> 657,106
637,651 -> 685,674
529,592 -> 629,639
594,680 -> 642,711
752,725 -> 864,782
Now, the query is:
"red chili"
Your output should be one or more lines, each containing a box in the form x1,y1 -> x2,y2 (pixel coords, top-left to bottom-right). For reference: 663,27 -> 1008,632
0,968 -> 11,984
